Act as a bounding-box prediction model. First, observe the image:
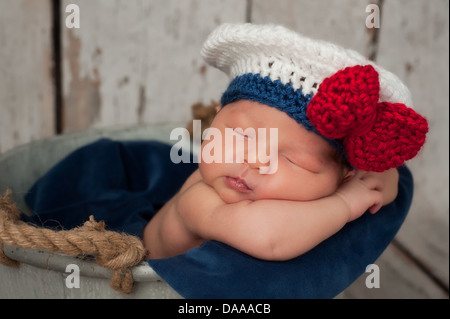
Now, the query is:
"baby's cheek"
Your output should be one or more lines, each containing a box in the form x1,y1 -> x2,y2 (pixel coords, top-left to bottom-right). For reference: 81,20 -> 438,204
198,162 -> 212,184
199,161 -> 225,189
313,175 -> 341,199
253,174 -> 296,200
276,172 -> 336,201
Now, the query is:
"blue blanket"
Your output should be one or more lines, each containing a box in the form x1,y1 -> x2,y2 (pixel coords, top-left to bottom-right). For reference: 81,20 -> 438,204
23,139 -> 413,298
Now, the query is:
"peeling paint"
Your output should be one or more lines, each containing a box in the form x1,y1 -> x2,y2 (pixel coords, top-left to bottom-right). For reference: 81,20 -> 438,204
118,76 -> 130,87
64,29 -> 102,132
137,85 -> 147,122
365,0 -> 384,61
405,62 -> 413,75
199,64 -> 207,77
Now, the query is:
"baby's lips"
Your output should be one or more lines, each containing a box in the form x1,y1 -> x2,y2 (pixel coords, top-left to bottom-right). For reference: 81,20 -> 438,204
225,176 -> 252,193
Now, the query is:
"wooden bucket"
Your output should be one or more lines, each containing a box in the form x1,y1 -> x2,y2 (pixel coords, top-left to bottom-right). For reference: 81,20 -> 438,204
0,124 -> 189,298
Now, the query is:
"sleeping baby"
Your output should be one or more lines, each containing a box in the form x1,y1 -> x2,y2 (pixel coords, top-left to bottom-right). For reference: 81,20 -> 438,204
143,24 -> 428,261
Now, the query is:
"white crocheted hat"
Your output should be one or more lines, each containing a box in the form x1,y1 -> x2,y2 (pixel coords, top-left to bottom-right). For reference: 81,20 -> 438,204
200,23 -> 428,172
201,23 -> 412,106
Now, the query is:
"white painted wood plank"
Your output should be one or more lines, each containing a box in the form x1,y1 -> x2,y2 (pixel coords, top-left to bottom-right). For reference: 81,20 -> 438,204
342,244 -> 448,298
0,0 -> 55,154
251,0 -> 374,57
61,0 -> 246,133
376,0 -> 449,288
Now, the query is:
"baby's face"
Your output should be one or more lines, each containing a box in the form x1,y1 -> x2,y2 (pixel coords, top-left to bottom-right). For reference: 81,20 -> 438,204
199,100 -> 344,204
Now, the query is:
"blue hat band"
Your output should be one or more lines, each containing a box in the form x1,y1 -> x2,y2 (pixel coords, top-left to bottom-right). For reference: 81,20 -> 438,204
220,73 -> 345,153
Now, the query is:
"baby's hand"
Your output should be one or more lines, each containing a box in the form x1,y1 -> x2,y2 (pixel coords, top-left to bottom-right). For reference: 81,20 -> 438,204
334,170 -> 384,222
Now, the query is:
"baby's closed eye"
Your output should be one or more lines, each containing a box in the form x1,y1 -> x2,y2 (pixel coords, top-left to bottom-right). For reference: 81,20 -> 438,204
281,153 -> 321,174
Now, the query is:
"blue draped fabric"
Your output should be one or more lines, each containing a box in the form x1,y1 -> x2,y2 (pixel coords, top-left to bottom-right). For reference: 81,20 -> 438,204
22,139 -> 413,298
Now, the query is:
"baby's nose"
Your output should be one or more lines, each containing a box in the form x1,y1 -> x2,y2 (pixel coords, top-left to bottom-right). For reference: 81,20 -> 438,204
243,138 -> 270,170
246,128 -> 278,175
243,152 -> 261,170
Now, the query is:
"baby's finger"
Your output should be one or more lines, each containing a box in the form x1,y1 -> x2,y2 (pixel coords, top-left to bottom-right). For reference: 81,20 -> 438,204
360,175 -> 384,191
368,191 -> 383,214
353,169 -> 368,179
369,202 -> 382,214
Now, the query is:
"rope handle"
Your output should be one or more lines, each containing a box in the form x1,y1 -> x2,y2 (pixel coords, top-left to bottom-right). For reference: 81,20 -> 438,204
0,190 -> 147,294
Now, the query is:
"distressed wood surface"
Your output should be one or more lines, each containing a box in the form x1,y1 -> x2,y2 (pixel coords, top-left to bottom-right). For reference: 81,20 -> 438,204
0,0 -> 55,155
341,244 -> 448,298
376,0 -> 449,290
61,0 -> 246,133
251,0 -> 375,57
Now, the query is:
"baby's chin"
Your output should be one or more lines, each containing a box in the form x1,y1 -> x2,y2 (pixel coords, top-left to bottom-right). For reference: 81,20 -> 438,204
213,184 -> 259,204
218,190 -> 253,204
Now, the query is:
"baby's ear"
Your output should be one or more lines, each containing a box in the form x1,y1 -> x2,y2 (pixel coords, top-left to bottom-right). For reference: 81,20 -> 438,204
343,169 -> 356,182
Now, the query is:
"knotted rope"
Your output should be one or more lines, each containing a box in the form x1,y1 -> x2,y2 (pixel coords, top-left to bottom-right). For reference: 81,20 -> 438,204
0,190 -> 147,294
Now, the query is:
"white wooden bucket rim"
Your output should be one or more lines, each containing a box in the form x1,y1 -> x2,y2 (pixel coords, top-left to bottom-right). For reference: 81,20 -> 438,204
0,123 -> 191,289
3,244 -> 162,282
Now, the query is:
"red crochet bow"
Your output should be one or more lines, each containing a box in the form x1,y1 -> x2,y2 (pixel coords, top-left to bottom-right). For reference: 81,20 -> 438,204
307,65 -> 428,172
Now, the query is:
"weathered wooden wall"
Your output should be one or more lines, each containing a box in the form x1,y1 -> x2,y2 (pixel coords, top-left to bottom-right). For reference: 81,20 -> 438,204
0,0 -> 55,154
60,0 -> 246,132
374,0 -> 449,297
0,0 -> 448,298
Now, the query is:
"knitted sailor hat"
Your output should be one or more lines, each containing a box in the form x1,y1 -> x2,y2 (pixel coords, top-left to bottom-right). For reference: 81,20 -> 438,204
201,23 -> 428,172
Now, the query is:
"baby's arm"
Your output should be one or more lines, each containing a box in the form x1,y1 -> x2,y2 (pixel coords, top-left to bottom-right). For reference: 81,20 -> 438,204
179,171 -> 384,261
335,169 -> 398,221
